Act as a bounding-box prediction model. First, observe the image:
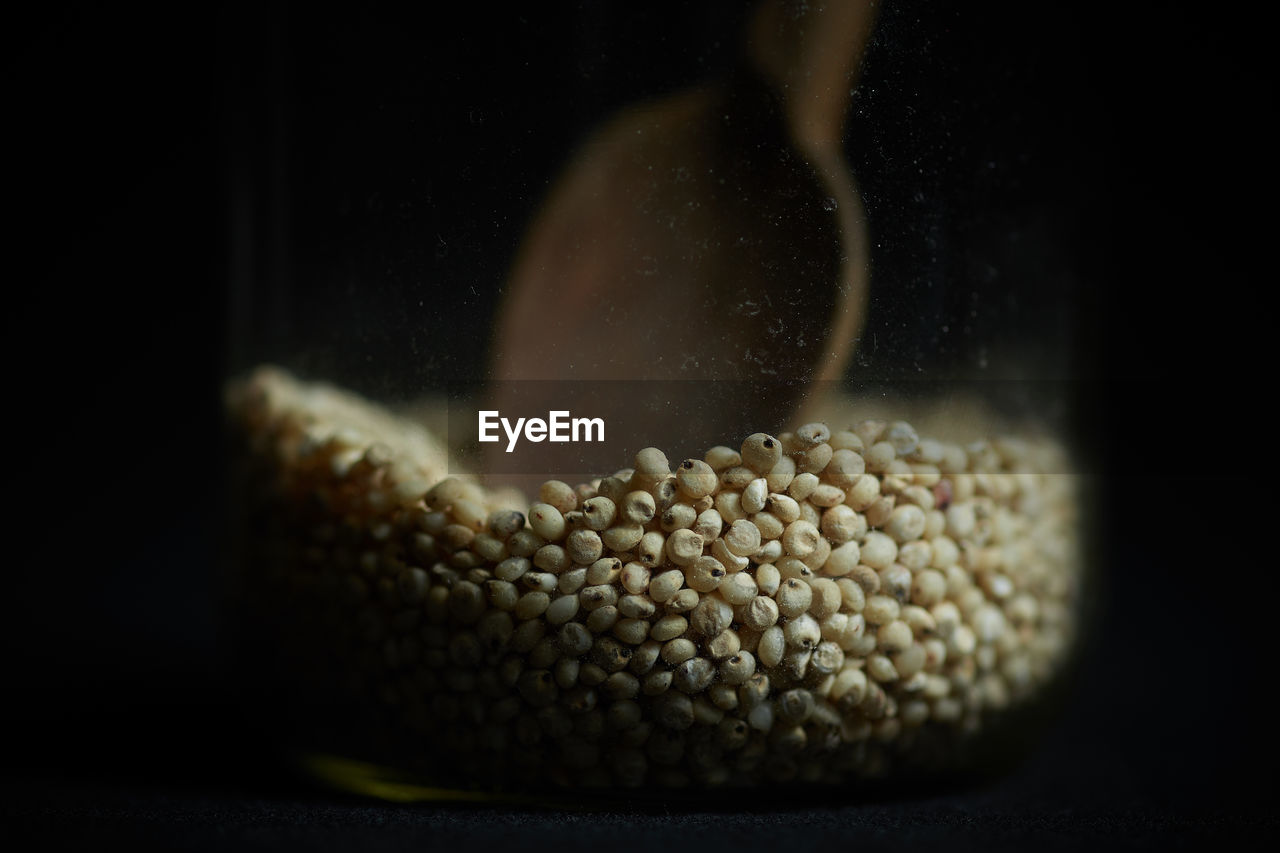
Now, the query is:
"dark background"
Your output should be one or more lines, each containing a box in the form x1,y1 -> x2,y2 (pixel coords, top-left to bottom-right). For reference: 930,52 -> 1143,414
5,0 -> 1275,848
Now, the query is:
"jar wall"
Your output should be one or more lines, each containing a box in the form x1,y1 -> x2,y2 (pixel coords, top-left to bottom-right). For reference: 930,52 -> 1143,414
225,1 -> 1090,419
223,1 -> 1094,796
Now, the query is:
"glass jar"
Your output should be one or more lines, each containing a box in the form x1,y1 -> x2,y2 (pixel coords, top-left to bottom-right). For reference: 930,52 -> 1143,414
223,1 -> 1091,799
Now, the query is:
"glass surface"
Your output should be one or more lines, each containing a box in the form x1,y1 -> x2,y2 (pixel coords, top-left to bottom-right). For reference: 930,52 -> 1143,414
223,2 -> 1090,796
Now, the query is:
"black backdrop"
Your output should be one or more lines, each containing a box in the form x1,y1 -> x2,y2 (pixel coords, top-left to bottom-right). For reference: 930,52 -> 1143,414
5,1 -> 1275,848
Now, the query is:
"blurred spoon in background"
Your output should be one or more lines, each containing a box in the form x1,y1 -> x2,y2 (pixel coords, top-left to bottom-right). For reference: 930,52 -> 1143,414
485,1 -> 878,489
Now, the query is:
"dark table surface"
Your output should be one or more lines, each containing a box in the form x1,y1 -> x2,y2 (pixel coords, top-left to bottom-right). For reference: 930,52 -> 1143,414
4,681 -> 1274,853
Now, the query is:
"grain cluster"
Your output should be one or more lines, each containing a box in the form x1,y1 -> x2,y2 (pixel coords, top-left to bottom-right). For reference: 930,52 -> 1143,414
228,367 -> 1079,790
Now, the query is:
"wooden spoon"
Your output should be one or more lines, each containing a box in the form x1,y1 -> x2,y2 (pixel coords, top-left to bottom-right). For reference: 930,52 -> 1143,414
484,0 -> 877,486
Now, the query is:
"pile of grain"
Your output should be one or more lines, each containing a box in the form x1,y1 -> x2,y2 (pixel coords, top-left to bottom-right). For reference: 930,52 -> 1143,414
226,366 -> 1079,790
